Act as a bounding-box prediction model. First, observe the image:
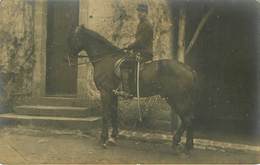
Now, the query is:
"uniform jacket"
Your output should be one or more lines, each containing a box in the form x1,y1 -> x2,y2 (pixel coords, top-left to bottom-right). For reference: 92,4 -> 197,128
127,18 -> 153,61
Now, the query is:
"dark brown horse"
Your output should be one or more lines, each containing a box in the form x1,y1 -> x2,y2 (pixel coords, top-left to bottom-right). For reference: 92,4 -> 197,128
69,25 -> 198,151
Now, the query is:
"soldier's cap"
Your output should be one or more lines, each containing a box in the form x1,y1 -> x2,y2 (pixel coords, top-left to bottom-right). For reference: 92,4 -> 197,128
137,4 -> 148,13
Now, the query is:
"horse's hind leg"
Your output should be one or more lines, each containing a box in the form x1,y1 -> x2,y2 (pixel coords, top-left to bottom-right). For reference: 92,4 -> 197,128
185,114 -> 194,150
181,96 -> 194,150
172,114 -> 185,148
169,97 -> 194,151
169,102 -> 185,148
172,112 -> 194,152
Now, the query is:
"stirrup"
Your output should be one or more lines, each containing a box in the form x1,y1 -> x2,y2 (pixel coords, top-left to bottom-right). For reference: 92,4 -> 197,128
113,89 -> 133,98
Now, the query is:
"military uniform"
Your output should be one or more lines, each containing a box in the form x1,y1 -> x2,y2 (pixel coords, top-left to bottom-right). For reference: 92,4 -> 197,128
119,4 -> 154,96
127,17 -> 153,62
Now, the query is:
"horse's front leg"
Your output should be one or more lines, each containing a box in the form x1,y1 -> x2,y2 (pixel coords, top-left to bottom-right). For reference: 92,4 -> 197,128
110,94 -> 119,139
106,93 -> 119,146
100,92 -> 111,148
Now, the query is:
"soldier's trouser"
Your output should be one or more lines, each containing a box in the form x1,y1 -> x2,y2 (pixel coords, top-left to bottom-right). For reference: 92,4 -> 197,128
121,68 -> 130,93
120,53 -> 152,94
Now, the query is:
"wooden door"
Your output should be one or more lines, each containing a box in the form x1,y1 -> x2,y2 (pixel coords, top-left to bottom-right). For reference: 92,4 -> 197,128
46,0 -> 79,96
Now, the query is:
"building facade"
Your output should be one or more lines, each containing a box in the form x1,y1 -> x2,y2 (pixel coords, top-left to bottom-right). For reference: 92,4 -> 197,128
0,0 -> 173,106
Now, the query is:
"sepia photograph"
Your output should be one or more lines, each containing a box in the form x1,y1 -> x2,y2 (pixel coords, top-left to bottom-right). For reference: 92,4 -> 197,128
0,0 -> 259,164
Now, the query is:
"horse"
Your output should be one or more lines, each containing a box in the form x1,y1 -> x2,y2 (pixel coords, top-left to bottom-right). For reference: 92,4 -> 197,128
68,25 -> 198,151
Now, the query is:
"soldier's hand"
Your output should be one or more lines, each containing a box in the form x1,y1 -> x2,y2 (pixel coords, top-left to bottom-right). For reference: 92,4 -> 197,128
122,48 -> 128,53
122,48 -> 134,54
136,52 -> 142,62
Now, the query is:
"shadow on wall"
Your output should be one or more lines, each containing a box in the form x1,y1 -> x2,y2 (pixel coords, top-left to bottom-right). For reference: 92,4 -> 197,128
170,0 -> 259,121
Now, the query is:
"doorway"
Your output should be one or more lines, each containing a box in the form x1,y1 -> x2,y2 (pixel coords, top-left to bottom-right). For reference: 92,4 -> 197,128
46,0 -> 79,96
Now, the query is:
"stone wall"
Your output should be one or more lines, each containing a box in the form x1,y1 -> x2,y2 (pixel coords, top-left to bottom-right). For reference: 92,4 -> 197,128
0,0 -> 34,109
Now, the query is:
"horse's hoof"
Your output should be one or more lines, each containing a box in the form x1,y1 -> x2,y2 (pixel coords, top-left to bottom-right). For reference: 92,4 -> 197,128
107,137 -> 117,146
134,119 -> 144,128
185,142 -> 194,151
102,143 -> 107,149
172,144 -> 185,154
184,149 -> 192,156
180,152 -> 191,159
172,143 -> 178,149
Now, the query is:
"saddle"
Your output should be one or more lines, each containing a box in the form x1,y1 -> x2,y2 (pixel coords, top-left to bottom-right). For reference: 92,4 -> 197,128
114,56 -> 152,78
113,55 -> 152,97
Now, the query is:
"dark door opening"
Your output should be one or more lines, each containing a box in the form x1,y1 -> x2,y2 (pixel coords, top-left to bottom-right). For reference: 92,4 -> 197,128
46,0 -> 79,96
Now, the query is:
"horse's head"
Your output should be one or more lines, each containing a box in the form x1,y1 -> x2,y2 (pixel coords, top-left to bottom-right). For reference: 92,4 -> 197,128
68,25 -> 85,58
68,25 -> 122,64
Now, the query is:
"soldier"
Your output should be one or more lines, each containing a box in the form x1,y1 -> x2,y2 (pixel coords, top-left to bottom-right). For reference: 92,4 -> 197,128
121,4 -> 154,95
126,3 -> 153,62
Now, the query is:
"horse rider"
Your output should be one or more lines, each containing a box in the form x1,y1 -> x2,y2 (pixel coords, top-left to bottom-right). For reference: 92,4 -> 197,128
121,3 -> 154,95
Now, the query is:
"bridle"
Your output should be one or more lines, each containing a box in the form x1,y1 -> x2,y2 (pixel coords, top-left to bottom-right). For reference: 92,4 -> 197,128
67,49 -> 128,66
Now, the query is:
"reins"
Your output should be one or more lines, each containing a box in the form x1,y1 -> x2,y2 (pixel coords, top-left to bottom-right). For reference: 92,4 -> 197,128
67,49 -> 125,66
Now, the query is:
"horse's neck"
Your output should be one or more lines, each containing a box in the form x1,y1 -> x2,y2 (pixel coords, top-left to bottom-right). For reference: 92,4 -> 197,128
88,47 -> 109,58
82,29 -> 124,67
86,41 -> 119,60
91,51 -> 124,68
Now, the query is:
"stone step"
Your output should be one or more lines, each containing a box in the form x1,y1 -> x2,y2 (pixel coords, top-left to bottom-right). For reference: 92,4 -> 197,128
22,97 -> 96,107
0,113 -> 101,131
14,105 -> 99,118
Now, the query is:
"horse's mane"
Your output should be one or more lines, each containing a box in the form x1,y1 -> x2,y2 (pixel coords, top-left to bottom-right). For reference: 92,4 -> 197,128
81,26 -> 120,51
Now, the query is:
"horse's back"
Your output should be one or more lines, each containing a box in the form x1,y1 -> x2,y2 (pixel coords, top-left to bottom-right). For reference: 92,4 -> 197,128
144,59 -> 195,80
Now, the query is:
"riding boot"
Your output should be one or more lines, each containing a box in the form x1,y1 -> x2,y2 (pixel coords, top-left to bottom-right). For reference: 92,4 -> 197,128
111,70 -> 133,98
121,70 -> 130,94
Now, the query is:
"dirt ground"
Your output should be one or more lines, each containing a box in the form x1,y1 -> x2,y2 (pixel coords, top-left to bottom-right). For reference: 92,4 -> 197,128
0,126 -> 259,164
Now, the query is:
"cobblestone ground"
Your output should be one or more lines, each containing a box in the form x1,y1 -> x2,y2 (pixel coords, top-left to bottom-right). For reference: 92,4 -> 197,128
0,126 -> 259,164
